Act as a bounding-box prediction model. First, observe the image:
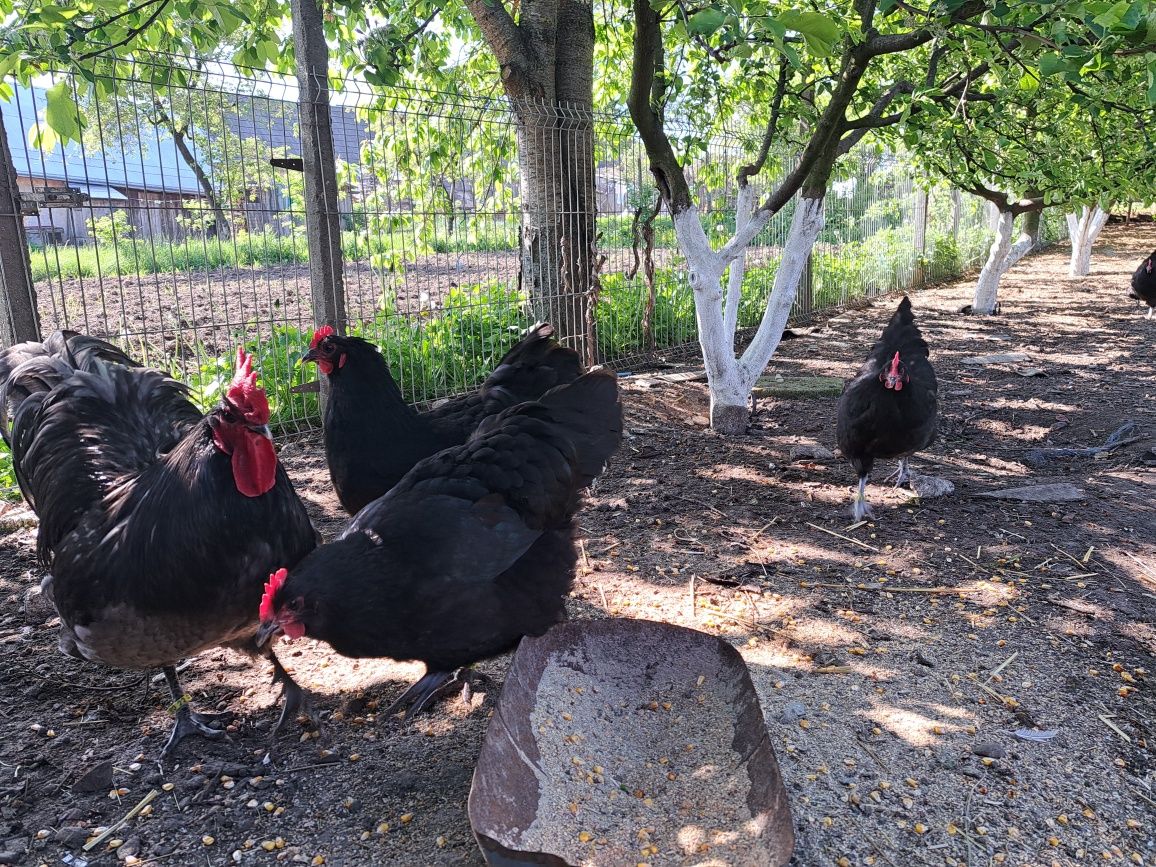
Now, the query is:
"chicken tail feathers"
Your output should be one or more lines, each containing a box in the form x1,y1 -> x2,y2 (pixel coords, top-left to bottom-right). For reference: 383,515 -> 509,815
874,296 -> 929,361
536,368 -> 624,487
480,322 -> 585,407
0,333 -> 200,563
0,331 -> 141,445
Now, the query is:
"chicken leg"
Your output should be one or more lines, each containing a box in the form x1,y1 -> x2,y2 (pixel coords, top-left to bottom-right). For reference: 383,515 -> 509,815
161,666 -> 232,757
268,653 -> 318,736
384,669 -> 470,720
851,476 -> 874,522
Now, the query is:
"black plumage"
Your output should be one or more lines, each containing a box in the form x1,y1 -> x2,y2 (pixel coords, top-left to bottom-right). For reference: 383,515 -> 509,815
303,322 -> 583,514
1128,249 -> 1156,318
258,369 -> 622,716
836,297 -> 938,521
1,334 -> 317,754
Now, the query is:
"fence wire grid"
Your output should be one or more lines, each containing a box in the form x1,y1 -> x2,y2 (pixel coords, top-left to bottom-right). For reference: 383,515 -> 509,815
0,56 -> 1068,439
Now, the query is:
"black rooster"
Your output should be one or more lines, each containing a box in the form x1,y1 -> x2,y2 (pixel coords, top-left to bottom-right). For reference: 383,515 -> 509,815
257,369 -> 622,717
1,334 -> 317,755
302,322 -> 583,514
836,297 -> 938,521
1128,249 -> 1156,318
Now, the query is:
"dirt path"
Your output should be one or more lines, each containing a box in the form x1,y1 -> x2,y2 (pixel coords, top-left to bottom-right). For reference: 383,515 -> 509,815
1,224 -> 1152,866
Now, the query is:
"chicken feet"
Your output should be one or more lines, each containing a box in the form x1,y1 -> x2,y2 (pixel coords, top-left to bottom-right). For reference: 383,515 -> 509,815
161,666 -> 232,757
269,653 -> 318,736
384,669 -> 470,720
851,476 -> 875,522
882,458 -> 912,488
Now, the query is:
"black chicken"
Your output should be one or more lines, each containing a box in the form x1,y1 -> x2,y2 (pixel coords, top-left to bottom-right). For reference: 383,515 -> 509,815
1,334 -> 317,755
836,297 -> 938,521
302,322 -> 583,514
257,369 -> 622,717
1128,249 -> 1156,318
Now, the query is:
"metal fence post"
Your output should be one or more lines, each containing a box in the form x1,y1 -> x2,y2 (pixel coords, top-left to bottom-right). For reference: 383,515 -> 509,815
800,250 -> 813,317
0,102 -> 41,345
913,186 -> 928,286
292,0 -> 347,341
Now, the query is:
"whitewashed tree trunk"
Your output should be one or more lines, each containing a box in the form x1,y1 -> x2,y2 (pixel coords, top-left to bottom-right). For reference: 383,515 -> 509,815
671,194 -> 823,434
972,209 -> 1033,315
1066,204 -> 1109,277
722,183 -> 756,338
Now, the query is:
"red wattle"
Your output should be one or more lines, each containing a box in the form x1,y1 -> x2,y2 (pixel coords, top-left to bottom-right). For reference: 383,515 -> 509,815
232,430 -> 278,497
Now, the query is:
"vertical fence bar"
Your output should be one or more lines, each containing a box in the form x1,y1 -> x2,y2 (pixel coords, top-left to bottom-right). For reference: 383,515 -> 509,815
913,186 -> 928,287
0,103 -> 41,344
292,0 -> 347,339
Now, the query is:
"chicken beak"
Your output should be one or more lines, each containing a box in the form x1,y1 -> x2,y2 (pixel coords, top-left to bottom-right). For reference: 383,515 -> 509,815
299,348 -> 320,365
256,620 -> 281,647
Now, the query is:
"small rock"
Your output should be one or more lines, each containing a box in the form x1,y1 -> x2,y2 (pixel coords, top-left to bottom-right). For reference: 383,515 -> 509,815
118,836 -> 142,858
58,808 -> 86,823
23,583 -> 56,625
0,853 -> 20,865
914,650 -> 937,668
778,701 -> 807,724
909,474 -> 954,499
53,827 -> 89,848
972,742 -> 1007,759
789,444 -> 835,462
73,760 -> 115,794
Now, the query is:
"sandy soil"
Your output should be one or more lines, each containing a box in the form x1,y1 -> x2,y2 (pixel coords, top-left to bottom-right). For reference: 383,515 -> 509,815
0,223 -> 1153,867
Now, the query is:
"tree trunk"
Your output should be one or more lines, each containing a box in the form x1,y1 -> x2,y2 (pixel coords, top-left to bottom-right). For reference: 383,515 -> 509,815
465,0 -> 596,358
1066,204 -> 1109,277
157,106 -> 232,240
972,209 -> 1032,314
0,102 -> 40,343
515,106 -> 593,351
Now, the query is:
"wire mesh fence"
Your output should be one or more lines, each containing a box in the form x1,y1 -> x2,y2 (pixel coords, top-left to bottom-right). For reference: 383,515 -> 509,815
0,55 -> 1063,439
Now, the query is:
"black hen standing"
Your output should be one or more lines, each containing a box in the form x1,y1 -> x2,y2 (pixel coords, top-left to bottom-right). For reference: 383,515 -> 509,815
1,335 -> 317,755
836,297 -> 938,521
302,322 -> 583,514
1128,249 -> 1156,318
257,369 -> 622,717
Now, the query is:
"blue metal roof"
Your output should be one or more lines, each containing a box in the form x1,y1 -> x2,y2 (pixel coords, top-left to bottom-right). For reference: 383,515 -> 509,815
2,83 -> 205,197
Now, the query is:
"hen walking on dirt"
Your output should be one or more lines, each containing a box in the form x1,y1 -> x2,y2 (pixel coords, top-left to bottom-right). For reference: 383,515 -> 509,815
836,297 -> 938,521
257,370 -> 622,718
0,333 -> 317,755
303,322 -> 584,515
1128,249 -> 1156,318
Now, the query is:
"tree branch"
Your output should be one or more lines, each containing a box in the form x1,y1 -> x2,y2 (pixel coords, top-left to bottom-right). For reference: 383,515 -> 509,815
627,0 -> 692,213
74,0 -> 172,61
737,54 -> 790,186
462,0 -> 536,97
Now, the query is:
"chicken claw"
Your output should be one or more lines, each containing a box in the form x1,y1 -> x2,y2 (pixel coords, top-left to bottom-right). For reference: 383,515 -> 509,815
883,458 -> 912,488
384,669 -> 469,720
160,665 -> 232,757
269,654 -> 318,737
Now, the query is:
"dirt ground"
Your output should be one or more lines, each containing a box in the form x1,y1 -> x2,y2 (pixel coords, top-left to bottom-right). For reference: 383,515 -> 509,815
1,224 -> 1153,867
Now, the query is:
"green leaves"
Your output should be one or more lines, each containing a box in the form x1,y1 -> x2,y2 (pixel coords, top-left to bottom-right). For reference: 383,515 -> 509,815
777,10 -> 841,57
687,8 -> 726,36
44,80 -> 83,144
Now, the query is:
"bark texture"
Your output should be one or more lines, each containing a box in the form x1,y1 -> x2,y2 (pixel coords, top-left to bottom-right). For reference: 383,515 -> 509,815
464,0 -> 596,354
0,102 -> 40,342
972,209 -> 1032,314
1066,204 -> 1109,277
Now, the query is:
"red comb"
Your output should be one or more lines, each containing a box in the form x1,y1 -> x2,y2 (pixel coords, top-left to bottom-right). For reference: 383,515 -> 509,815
225,347 -> 270,425
259,568 -> 288,621
889,351 -> 901,375
310,325 -> 336,350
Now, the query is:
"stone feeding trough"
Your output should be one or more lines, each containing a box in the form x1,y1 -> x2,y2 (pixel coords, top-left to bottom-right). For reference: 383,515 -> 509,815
468,619 -> 794,866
